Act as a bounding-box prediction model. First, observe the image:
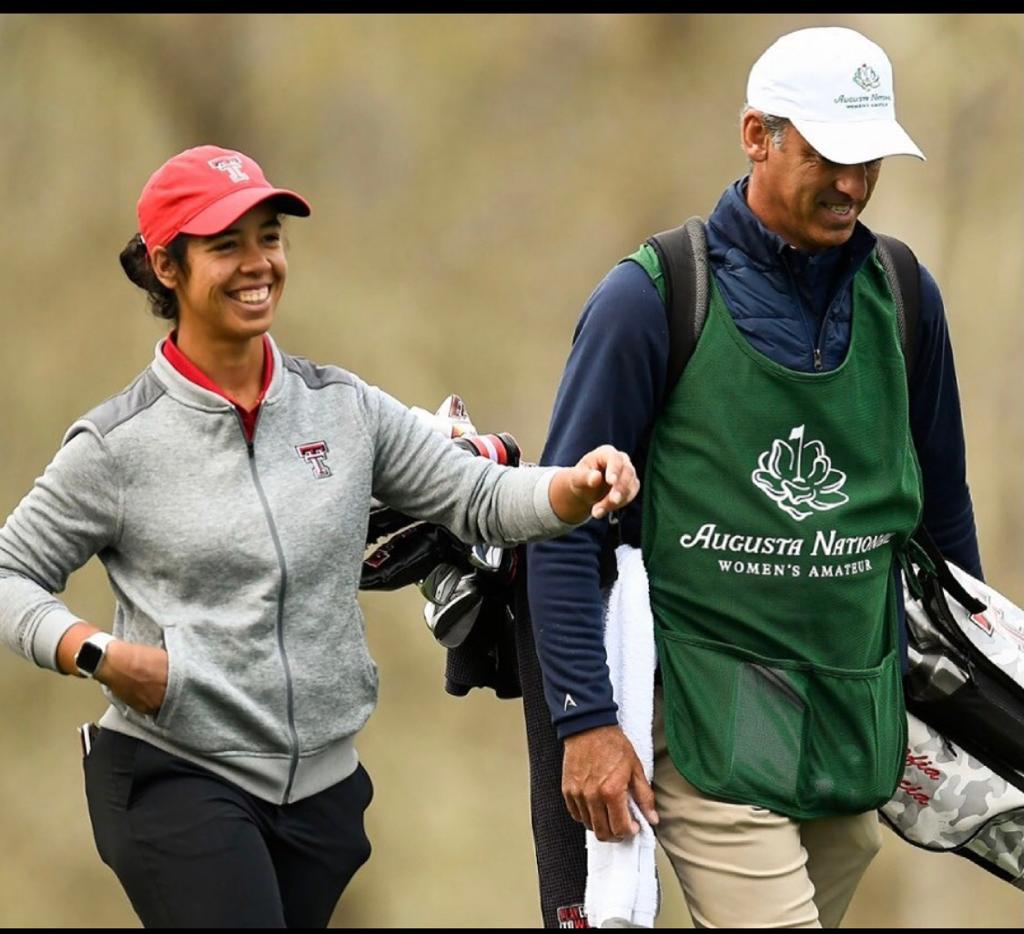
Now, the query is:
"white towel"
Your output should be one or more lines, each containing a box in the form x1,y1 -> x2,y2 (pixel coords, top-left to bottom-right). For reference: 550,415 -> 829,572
584,544 -> 660,928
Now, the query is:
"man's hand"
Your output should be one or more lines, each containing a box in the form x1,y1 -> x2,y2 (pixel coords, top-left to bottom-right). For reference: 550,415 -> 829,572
550,445 -> 640,525
562,724 -> 658,842
97,641 -> 168,716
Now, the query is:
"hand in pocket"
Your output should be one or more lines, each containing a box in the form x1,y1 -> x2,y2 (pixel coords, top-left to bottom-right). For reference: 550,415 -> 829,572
96,641 -> 168,715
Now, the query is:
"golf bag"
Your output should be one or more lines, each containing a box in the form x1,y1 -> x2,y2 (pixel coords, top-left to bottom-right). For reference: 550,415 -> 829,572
360,410 -> 525,698
882,711 -> 1024,889
881,526 -> 1024,887
358,397 -> 589,925
899,527 -> 1024,783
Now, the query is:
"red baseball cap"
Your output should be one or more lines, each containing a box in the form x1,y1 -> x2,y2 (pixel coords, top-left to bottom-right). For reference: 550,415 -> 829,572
137,145 -> 311,256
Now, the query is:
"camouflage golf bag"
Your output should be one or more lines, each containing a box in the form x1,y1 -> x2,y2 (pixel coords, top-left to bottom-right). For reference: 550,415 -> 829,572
884,526 -> 1024,887
882,711 -> 1024,888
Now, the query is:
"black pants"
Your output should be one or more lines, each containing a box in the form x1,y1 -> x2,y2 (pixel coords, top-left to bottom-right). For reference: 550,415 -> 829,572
83,729 -> 373,928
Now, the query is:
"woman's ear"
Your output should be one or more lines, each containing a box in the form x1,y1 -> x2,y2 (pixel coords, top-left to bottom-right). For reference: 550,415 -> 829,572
150,246 -> 179,290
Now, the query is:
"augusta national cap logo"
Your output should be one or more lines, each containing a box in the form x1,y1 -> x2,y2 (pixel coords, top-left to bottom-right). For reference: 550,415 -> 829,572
852,64 -> 881,91
751,425 -> 849,522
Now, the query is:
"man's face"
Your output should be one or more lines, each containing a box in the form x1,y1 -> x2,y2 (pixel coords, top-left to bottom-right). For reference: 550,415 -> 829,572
747,118 -> 882,253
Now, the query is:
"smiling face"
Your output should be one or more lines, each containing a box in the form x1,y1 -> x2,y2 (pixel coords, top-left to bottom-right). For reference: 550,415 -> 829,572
742,111 -> 882,253
151,201 -> 287,344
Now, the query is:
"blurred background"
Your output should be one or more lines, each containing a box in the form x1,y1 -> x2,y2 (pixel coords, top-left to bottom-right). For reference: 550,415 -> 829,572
1,12 -> 1022,928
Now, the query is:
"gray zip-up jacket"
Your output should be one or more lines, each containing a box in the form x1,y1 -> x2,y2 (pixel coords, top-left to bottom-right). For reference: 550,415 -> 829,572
0,335 -> 574,804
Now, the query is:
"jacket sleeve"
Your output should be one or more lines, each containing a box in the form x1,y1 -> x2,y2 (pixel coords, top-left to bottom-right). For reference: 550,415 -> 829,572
527,261 -> 668,738
358,380 -> 577,547
909,264 -> 983,579
0,426 -> 121,670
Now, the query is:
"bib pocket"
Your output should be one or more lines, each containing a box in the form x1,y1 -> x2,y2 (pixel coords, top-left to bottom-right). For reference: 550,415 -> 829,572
656,630 -> 904,819
802,650 -> 905,814
732,662 -> 805,803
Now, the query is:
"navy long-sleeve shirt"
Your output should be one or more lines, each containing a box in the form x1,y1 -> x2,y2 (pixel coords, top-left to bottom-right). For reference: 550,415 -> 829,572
527,178 -> 982,739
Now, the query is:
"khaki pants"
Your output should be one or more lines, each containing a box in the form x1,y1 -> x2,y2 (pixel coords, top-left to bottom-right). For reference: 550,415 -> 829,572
652,688 -> 882,928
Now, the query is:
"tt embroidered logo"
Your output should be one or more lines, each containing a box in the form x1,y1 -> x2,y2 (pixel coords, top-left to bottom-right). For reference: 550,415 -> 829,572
751,425 -> 848,522
296,441 -> 332,479
207,154 -> 250,183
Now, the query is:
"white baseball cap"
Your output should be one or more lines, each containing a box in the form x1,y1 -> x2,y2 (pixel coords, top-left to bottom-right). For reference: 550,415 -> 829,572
746,26 -> 925,165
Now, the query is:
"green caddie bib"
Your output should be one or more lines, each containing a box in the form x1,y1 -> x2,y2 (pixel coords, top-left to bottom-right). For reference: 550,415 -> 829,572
640,251 -> 923,819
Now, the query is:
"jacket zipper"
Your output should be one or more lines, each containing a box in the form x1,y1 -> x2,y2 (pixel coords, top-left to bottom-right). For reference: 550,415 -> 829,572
237,409 -> 302,804
783,260 -> 826,373
784,251 -> 844,374
817,253 -> 866,373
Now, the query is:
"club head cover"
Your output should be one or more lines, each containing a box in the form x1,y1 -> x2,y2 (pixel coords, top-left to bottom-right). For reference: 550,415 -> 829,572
366,505 -> 420,545
452,432 -> 521,467
360,523 -> 464,591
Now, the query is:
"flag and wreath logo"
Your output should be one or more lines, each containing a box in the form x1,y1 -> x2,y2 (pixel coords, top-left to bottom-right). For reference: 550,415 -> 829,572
751,425 -> 849,521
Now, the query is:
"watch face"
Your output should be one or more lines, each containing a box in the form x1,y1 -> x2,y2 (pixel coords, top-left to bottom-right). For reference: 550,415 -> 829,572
76,640 -> 104,674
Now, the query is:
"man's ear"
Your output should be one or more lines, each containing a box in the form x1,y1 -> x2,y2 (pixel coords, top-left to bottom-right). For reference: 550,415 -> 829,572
742,111 -> 771,164
150,246 -> 179,290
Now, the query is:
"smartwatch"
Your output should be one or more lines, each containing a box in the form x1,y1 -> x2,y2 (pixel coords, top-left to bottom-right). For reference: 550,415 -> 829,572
74,632 -> 116,679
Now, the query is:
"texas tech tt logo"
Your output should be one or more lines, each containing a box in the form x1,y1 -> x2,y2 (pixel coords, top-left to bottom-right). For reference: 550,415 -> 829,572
208,154 -> 250,183
296,441 -> 332,479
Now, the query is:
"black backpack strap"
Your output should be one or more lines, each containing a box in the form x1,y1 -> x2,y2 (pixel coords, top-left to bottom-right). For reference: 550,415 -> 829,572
646,216 -> 709,396
874,233 -> 921,381
909,524 -> 986,616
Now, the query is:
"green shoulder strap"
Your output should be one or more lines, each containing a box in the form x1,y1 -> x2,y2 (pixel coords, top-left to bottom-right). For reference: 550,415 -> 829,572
646,221 -> 921,399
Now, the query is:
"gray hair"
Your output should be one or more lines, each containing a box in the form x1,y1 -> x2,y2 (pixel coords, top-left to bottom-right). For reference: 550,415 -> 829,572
740,106 -> 790,149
